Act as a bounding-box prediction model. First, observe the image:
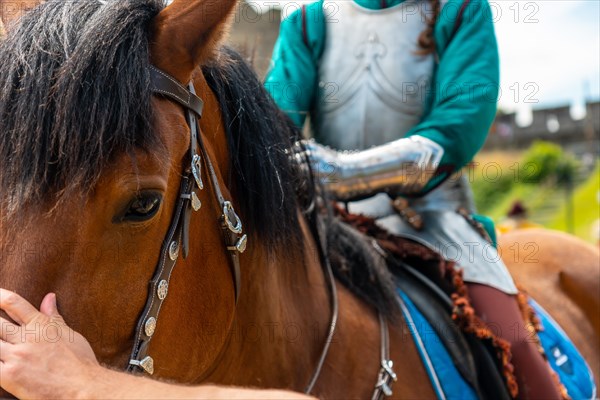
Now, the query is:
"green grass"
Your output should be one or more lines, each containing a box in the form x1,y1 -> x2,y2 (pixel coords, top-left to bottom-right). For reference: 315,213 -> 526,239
471,151 -> 522,217
548,164 -> 600,243
472,148 -> 599,243
483,183 -> 558,222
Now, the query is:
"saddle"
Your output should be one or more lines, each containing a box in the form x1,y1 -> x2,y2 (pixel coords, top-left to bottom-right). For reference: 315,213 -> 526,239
326,204 -> 513,400
326,203 -> 596,400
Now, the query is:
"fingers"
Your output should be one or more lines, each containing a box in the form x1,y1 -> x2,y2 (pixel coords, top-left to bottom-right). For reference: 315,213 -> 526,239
0,317 -> 18,344
39,293 -> 61,320
0,338 -> 13,362
0,289 -> 40,326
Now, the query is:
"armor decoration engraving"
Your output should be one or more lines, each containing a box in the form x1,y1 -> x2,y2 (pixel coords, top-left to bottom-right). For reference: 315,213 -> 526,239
314,1 -> 435,151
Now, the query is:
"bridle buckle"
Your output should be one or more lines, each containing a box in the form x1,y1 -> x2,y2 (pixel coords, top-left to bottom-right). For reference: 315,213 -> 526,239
223,201 -> 243,234
227,234 -> 248,254
191,154 -> 204,190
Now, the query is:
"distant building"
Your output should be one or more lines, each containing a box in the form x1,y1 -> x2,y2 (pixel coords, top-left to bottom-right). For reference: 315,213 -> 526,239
488,102 -> 600,154
227,2 -> 282,79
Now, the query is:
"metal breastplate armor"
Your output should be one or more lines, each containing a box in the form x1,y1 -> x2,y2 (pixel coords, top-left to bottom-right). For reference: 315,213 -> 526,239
312,1 -> 517,294
314,0 -> 434,151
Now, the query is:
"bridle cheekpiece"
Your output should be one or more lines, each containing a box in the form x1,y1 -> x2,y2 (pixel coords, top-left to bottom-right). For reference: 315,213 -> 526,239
127,66 -> 246,375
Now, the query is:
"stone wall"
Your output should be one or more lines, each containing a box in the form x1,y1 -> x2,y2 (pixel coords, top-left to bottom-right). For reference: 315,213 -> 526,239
489,102 -> 600,153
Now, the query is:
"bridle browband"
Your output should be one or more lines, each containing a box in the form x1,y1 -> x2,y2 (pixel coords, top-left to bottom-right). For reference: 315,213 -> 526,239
125,65 -> 395,399
127,66 -> 246,376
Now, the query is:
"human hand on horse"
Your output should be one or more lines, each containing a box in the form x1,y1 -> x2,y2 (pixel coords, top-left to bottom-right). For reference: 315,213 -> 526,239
0,290 -> 316,400
0,289 -> 98,398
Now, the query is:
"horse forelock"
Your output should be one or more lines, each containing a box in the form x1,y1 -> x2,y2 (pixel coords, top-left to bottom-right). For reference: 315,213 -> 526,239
0,0 -> 165,218
0,0 -> 307,253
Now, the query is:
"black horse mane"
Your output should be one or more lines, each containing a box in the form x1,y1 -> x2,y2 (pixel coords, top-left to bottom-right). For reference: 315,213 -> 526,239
0,0 -> 306,251
203,49 -> 399,316
0,0 -> 162,216
202,48 -> 307,249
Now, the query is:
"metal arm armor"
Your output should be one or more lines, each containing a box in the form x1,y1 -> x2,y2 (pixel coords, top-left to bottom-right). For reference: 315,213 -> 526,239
299,135 -> 444,201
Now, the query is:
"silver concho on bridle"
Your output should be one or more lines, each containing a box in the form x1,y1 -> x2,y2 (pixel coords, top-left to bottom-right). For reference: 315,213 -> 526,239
190,154 -> 204,211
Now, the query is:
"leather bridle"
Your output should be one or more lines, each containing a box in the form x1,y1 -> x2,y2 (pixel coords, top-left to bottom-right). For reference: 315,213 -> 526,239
125,65 -> 396,399
127,66 -> 246,376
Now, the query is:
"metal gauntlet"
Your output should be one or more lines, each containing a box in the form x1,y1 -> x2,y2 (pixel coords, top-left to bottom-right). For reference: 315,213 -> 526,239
300,135 -> 444,201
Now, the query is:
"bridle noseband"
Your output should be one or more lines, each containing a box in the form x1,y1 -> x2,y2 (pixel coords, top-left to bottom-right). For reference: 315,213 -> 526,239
127,66 -> 246,375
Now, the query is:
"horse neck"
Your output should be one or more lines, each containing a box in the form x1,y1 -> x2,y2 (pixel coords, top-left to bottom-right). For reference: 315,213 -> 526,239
188,74 -> 331,388
203,217 -> 331,389
191,74 -> 432,397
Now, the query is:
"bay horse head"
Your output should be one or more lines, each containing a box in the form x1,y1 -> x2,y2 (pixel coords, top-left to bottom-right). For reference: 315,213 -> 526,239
0,0 -> 310,390
0,1 -> 417,398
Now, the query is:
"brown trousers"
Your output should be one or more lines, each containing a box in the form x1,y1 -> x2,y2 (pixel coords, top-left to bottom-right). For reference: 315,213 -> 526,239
467,283 -> 561,400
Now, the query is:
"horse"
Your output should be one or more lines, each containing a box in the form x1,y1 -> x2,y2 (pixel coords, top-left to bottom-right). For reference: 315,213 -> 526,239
0,0 -> 436,398
499,229 -> 600,388
0,1 -> 596,399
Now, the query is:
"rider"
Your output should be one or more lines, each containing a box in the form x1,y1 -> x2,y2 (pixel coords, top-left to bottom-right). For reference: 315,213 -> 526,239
265,0 -> 562,398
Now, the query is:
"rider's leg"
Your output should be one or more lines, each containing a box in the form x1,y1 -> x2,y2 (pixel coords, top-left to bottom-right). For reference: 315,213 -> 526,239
466,283 -> 561,400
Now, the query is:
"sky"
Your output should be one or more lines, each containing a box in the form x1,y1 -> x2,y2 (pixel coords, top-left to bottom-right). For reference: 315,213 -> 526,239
492,0 -> 600,119
246,0 -> 600,121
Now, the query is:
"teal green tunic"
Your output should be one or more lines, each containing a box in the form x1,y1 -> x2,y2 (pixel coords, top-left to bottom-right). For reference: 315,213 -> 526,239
265,0 -> 500,193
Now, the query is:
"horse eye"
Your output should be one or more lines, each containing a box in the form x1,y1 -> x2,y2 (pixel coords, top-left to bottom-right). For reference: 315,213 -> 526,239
123,193 -> 162,222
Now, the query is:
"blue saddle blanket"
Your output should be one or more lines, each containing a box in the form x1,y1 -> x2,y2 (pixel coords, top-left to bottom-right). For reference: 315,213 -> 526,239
398,290 -> 596,400
531,299 -> 596,400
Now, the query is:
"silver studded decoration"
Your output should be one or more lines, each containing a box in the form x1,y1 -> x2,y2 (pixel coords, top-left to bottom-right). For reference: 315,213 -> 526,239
157,280 -> 169,300
191,192 -> 202,211
144,317 -> 157,337
138,356 -> 154,375
236,234 -> 248,253
191,154 -> 204,190
168,241 -> 179,261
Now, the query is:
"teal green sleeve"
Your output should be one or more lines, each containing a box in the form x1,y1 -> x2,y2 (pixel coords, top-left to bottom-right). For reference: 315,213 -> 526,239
472,214 -> 498,248
264,1 -> 325,128
409,0 -> 500,190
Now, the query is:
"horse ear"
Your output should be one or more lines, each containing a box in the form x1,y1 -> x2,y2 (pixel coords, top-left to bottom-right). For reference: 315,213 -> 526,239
151,0 -> 238,83
0,0 -> 43,31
